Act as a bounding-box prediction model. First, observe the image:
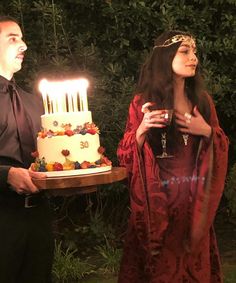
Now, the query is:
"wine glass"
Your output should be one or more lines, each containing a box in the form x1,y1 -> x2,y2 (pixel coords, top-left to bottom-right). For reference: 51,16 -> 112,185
156,109 -> 174,158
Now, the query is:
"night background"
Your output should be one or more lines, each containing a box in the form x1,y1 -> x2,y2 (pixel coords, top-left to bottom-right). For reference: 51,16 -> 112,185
0,1 -> 235,282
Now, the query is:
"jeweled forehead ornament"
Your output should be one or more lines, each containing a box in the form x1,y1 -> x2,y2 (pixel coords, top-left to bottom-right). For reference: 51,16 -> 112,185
154,34 -> 196,48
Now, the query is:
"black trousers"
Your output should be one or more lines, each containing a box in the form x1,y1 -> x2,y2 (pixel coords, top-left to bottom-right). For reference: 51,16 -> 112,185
0,193 -> 54,283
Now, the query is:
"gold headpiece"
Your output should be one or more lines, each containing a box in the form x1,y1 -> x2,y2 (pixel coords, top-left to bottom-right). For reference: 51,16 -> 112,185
154,34 -> 195,48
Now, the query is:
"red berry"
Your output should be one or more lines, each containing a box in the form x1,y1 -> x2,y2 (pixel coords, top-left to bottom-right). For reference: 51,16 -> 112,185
65,130 -> 74,136
53,162 -> 63,171
87,129 -> 96,135
80,161 -> 90,169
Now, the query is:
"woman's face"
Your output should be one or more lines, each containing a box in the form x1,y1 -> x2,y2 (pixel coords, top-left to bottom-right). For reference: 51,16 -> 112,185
172,39 -> 198,79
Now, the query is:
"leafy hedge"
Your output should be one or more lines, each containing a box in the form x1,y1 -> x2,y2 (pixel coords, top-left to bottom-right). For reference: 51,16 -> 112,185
0,0 -> 235,214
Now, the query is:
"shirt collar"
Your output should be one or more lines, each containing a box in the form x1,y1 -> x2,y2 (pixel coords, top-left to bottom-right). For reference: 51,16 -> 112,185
0,75 -> 15,93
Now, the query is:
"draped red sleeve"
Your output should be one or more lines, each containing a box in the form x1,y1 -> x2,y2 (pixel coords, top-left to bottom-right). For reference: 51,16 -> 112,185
117,95 -> 169,256
190,94 -> 229,250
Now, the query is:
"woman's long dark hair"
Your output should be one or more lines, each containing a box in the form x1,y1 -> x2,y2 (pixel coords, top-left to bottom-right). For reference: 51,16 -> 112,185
135,30 -> 211,152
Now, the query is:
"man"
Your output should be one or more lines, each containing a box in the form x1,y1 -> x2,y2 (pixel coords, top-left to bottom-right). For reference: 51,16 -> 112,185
0,16 -> 54,283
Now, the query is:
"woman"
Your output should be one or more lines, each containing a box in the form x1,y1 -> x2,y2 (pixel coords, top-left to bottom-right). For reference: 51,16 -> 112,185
117,30 -> 229,283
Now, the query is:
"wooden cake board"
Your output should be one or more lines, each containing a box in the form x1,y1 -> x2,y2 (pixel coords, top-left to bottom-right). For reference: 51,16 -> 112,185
32,167 -> 127,196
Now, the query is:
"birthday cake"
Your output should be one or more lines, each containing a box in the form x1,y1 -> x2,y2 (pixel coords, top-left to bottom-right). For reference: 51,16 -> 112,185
31,79 -> 112,177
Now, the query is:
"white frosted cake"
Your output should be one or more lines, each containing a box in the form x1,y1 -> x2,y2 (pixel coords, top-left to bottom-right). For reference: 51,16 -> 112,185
31,79 -> 112,176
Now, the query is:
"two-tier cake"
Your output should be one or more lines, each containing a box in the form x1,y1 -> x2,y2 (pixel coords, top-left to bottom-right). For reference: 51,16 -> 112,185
31,78 -> 112,177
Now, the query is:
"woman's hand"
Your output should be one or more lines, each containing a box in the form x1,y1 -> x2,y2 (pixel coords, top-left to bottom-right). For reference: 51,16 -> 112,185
175,106 -> 212,138
136,102 -> 167,148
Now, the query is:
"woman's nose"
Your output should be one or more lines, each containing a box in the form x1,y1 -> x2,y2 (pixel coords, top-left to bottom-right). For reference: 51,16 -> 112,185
190,52 -> 197,61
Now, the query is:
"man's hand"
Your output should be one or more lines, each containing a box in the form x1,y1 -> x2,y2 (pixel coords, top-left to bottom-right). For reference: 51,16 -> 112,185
7,167 -> 46,194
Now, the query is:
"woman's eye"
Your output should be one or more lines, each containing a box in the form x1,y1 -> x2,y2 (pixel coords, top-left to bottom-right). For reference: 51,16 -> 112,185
180,50 -> 189,54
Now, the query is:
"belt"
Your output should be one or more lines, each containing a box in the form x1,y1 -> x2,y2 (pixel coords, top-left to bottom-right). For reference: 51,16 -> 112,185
24,194 -> 44,208
0,193 -> 45,209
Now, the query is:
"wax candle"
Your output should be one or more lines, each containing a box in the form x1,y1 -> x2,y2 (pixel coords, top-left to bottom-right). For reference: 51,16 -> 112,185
38,79 -> 49,114
78,82 -> 83,111
78,79 -> 89,112
61,83 -> 67,112
66,81 -> 73,112
71,80 -> 78,111
39,78 -> 90,114
48,83 -> 57,113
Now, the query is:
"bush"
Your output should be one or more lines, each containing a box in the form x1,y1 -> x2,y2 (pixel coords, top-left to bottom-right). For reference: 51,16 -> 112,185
52,241 -> 95,283
225,163 -> 236,220
1,0 -> 234,164
95,236 -> 122,275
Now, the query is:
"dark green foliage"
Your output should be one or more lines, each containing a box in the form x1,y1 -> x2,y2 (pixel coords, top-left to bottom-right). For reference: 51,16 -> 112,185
1,0 -> 235,163
0,0 -> 235,279
225,163 -> 236,219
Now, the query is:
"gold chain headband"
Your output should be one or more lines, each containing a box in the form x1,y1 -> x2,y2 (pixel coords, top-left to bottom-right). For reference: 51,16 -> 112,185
154,34 -> 195,48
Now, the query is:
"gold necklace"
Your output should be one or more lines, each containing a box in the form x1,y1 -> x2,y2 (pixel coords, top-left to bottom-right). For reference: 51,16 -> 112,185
182,134 -> 189,146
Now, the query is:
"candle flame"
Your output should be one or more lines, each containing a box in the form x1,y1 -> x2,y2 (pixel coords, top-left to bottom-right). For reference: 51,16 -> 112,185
38,78 -> 89,114
38,79 -> 48,93
77,78 -> 89,89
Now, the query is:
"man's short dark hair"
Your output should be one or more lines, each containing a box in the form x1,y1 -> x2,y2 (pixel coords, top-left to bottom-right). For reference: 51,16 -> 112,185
0,15 -> 19,24
0,16 -> 19,33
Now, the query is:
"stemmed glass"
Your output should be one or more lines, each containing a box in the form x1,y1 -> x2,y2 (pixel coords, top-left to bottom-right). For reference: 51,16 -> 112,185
156,109 -> 174,158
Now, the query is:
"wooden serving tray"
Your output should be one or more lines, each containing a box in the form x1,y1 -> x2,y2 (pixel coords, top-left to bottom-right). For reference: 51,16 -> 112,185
32,167 -> 127,196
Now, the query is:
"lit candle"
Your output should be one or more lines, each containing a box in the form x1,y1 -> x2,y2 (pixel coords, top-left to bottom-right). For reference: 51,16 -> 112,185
78,81 -> 83,111
77,79 -> 89,112
38,79 -> 49,114
66,80 -> 73,112
48,83 -> 57,113
71,80 -> 78,111
47,93 -> 52,114
55,83 -> 63,113
60,82 -> 67,112
39,78 -> 90,114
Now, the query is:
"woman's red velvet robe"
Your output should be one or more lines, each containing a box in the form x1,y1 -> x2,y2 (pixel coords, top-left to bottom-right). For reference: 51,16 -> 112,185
117,94 -> 229,283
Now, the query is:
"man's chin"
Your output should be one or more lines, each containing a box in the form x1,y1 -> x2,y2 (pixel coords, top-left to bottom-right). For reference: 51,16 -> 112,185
13,64 -> 22,73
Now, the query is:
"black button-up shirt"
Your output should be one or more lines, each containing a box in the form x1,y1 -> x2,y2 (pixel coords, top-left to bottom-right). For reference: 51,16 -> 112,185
0,75 -> 43,192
